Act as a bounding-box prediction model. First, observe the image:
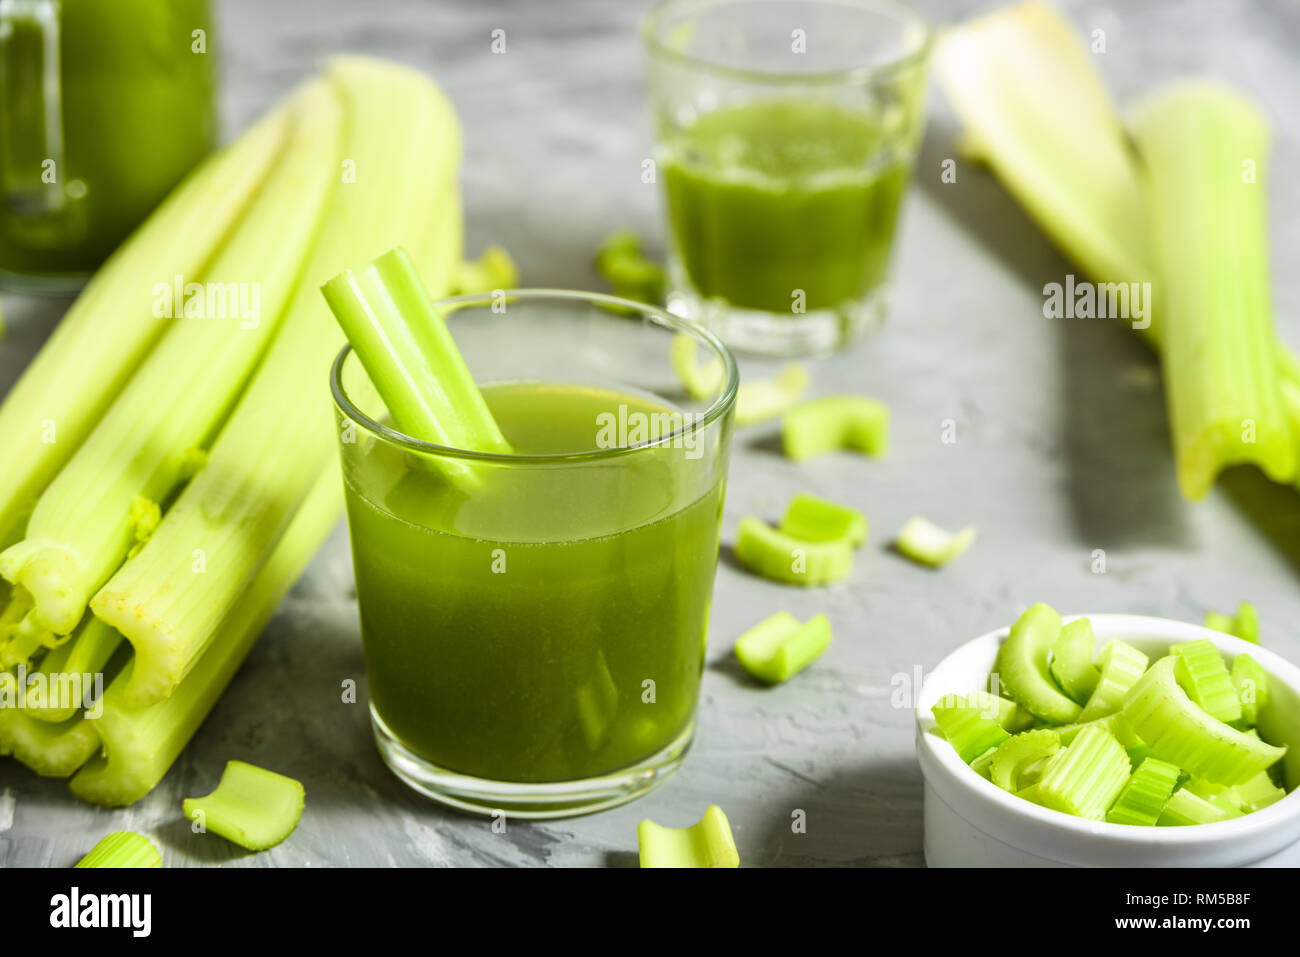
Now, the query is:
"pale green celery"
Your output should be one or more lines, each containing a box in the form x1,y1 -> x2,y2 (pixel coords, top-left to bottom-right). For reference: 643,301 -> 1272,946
1078,639 -> 1149,721
1230,653 -> 1269,727
321,244 -> 511,491
969,748 -> 997,780
1049,618 -> 1101,704
735,366 -> 809,426
1205,602 -> 1259,644
75,832 -> 161,869
1055,712 -> 1143,751
70,467 -> 341,806
1122,656 -> 1285,786
993,603 -> 1081,724
950,690 -> 1034,732
1035,725 -> 1131,820
894,517 -> 977,568
1231,770 -> 1286,812
90,57 -> 462,708
778,492 -> 867,547
931,701 -> 1011,764
1159,787 -> 1228,826
1182,777 -> 1244,820
595,231 -> 666,305
638,806 -> 740,868
183,760 -> 305,851
451,245 -> 518,294
1171,639 -> 1242,724
1105,757 -> 1181,826
0,97 -> 292,547
670,333 -> 725,401
990,729 -> 1060,792
0,82 -> 342,638
3,711 -> 100,778
734,517 -> 852,587
1133,84 -> 1295,499
26,617 -> 122,723
126,497 -> 160,560
734,613 -> 832,685
782,396 -> 889,461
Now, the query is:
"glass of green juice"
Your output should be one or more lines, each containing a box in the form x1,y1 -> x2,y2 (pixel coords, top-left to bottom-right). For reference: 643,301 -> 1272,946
330,290 -> 738,818
642,0 -> 932,357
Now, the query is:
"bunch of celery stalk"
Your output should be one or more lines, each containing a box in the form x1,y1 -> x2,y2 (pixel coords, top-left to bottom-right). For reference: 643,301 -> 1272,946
0,57 -> 465,805
935,2 -> 1300,502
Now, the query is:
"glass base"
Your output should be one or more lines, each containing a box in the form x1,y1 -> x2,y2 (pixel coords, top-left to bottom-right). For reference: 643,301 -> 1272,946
371,705 -> 695,820
666,265 -> 889,358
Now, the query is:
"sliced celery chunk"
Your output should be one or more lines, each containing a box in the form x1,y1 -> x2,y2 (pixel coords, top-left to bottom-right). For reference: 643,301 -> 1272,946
782,396 -> 889,461
932,701 -> 1011,764
75,831 -> 161,869
778,493 -> 867,547
1231,770 -> 1286,812
1035,725 -> 1131,821
1078,639 -> 1149,721
1171,639 -> 1242,723
993,603 -> 1081,724
894,517 -> 977,569
638,806 -> 739,868
1158,787 -> 1228,826
734,517 -> 852,587
938,690 -> 1034,732
1205,602 -> 1260,644
1049,618 -> 1101,704
1231,653 -> 1269,727
183,760 -> 305,851
734,612 -> 832,685
1106,757 -> 1181,826
990,729 -> 1061,793
451,244 -> 518,294
735,365 -> 809,426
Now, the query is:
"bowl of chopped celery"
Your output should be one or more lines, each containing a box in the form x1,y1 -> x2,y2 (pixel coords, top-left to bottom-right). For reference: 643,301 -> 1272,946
916,611 -> 1300,867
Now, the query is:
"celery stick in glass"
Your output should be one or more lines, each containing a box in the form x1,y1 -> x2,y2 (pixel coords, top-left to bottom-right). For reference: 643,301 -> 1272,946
894,516 -> 976,568
734,517 -> 852,587
1034,724 -> 1131,821
734,365 -> 809,426
0,81 -> 342,638
1171,639 -> 1242,724
782,395 -> 888,461
1049,617 -> 1101,704
638,806 -> 739,868
1077,639 -> 1148,721
90,58 -> 461,707
75,832 -> 161,869
989,729 -> 1060,793
734,612 -> 831,685
1122,656 -> 1285,786
992,603 -> 1080,724
183,760 -> 304,851
778,492 -> 866,547
1105,757 -> 1181,826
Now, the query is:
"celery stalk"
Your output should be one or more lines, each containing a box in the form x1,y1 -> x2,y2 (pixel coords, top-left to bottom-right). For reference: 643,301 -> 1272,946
1171,639 -> 1242,724
0,81 -> 343,638
931,701 -> 1011,764
993,603 -> 1080,724
28,617 -> 122,724
1158,787 -> 1227,827
638,806 -> 740,868
1077,639 -> 1148,721
1049,618 -> 1101,704
0,99 -> 292,546
778,492 -> 867,547
989,729 -> 1060,793
1106,757 -> 1181,826
183,760 -> 304,851
734,613 -> 832,685
734,517 -> 853,587
1,711 -> 100,778
69,466 -> 342,806
1231,653 -> 1269,727
1132,84 -> 1295,499
90,58 -> 462,707
75,832 -> 162,869
1035,724 -> 1131,820
782,395 -> 889,461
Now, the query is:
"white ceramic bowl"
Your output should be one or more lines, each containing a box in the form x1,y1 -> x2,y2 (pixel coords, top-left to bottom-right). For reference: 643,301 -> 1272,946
916,614 -> 1300,867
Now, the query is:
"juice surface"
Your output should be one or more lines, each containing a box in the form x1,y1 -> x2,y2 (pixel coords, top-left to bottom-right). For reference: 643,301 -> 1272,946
662,98 -> 909,313
346,382 -> 724,783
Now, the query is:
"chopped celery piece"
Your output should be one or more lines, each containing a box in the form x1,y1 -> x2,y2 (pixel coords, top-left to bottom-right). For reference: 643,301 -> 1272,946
1049,618 -> 1101,704
990,729 -> 1060,793
993,603 -> 1081,725
734,612 -> 831,685
1171,639 -> 1242,724
1158,787 -> 1228,827
638,805 -> 740,868
781,395 -> 889,461
778,492 -> 867,547
594,231 -> 666,305
75,832 -> 161,869
1035,725 -> 1131,821
931,701 -> 1011,764
1182,777 -> 1244,820
451,244 -> 518,294
734,517 -> 852,587
0,709 -> 100,778
0,82 -> 342,640
670,333 -> 725,401
1078,639 -> 1149,721
1231,770 -> 1286,812
70,468 -> 342,806
321,244 -> 512,490
0,99 -> 292,547
1132,84 -> 1296,499
1105,757 -> 1181,826
894,517 -> 976,568
935,691 -> 1033,732
1122,656 -> 1285,786
183,760 -> 305,851
735,365 -> 809,426
1054,712 -> 1143,751
1205,602 -> 1260,644
1231,653 -> 1269,727
90,58 -> 462,707
969,747 -> 997,780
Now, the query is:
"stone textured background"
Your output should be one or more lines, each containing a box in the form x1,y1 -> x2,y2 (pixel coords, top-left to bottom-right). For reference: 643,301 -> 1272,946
1,0 -> 1298,866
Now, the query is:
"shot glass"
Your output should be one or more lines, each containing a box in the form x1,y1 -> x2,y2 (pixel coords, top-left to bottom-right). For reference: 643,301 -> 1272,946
330,290 -> 738,818
642,0 -> 932,356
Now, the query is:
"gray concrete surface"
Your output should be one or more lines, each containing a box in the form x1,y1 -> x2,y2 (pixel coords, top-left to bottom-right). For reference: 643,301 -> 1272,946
1,0 -> 1299,867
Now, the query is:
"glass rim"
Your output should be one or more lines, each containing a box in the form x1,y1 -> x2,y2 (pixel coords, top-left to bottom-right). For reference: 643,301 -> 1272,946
639,0 -> 934,86
329,287 -> 740,465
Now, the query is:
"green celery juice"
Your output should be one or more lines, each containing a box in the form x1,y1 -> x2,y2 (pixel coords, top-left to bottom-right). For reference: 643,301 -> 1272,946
345,382 -> 724,783
662,98 -> 909,313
